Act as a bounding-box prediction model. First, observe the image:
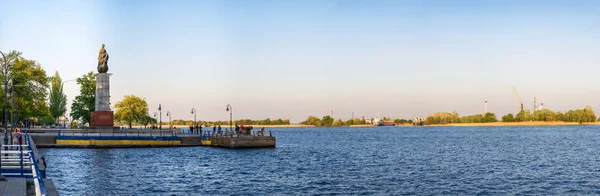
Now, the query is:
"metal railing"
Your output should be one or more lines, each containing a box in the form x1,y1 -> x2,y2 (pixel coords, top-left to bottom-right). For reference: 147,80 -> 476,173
25,132 -> 47,196
201,130 -> 273,139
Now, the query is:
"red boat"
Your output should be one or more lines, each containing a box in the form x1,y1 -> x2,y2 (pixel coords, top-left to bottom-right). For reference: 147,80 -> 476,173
377,121 -> 395,126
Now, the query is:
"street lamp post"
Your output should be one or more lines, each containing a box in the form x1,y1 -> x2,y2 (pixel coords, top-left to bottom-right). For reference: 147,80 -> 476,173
225,104 -> 232,133
64,117 -> 69,129
191,108 -> 196,126
166,111 -> 171,129
0,51 -> 9,146
158,104 -> 162,130
191,108 -> 196,134
153,112 -> 158,128
0,50 -> 12,180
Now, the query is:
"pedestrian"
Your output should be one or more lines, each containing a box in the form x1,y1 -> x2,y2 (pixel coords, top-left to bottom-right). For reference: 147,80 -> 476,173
15,125 -> 23,148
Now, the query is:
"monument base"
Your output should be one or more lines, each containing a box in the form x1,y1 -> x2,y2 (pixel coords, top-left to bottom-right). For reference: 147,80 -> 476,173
91,111 -> 114,127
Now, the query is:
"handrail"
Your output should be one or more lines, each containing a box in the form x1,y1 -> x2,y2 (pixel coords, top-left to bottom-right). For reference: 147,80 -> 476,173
24,132 -> 47,196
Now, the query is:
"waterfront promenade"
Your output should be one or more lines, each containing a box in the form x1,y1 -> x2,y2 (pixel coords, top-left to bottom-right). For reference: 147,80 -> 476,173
27,128 -> 275,149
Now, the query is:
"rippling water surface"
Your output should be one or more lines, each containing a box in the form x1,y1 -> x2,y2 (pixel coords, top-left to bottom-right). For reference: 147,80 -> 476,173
39,126 -> 600,195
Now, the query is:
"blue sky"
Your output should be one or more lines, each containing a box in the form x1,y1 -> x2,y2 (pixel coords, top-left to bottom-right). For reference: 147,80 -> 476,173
1,0 -> 599,122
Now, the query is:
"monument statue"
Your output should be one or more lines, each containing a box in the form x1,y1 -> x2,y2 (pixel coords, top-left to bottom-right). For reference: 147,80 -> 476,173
97,44 -> 109,73
91,43 -> 114,128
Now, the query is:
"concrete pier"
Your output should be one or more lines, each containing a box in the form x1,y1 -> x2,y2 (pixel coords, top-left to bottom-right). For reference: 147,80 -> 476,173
27,129 -> 276,149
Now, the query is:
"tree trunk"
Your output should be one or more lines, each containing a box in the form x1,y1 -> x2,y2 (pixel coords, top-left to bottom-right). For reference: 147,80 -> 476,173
129,122 -> 132,129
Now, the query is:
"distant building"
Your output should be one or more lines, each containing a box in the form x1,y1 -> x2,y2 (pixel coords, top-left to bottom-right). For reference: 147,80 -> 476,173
366,117 -> 382,125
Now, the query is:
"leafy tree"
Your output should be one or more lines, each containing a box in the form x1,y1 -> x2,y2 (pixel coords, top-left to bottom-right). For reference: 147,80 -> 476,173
114,95 -> 149,129
393,118 -> 413,124
321,115 -> 334,126
332,119 -> 344,126
501,113 -> 515,122
0,51 -> 50,124
483,112 -> 497,122
532,109 -> 556,121
70,72 -> 96,124
459,114 -> 484,123
515,110 -> 531,122
301,116 -> 320,125
141,115 -> 157,129
49,71 -> 67,123
39,114 -> 55,125
425,112 -> 459,124
345,119 -> 355,126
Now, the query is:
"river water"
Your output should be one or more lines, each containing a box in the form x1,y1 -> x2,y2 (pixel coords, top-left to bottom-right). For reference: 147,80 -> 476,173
39,126 -> 600,195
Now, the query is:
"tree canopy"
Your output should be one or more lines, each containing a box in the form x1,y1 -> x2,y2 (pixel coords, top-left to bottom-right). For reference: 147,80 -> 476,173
70,72 -> 96,124
49,71 -> 67,123
502,106 -> 596,123
114,95 -> 149,129
0,50 -> 50,125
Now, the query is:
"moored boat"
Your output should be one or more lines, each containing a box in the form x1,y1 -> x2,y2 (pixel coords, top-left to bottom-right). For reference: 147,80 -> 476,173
377,121 -> 395,126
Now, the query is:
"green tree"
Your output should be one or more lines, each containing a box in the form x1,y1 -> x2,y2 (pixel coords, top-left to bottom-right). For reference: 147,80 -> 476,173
501,113 -> 515,122
321,115 -> 334,126
532,109 -> 556,121
332,119 -> 344,126
114,95 -> 149,129
300,116 -> 320,125
70,72 -> 96,124
1,51 -> 50,124
515,110 -> 531,122
49,71 -> 67,123
345,119 -> 355,126
140,115 -> 156,129
39,114 -> 55,125
425,112 -> 459,124
483,112 -> 497,122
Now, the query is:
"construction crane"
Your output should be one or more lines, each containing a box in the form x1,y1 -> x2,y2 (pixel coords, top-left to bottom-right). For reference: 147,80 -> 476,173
536,101 -> 545,110
533,96 -> 546,111
512,87 -> 524,111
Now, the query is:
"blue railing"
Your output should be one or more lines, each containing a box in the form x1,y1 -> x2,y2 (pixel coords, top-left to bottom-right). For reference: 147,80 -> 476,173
25,132 -> 48,196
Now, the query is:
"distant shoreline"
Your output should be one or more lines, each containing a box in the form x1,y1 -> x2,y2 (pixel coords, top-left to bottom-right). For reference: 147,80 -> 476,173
426,121 -> 600,127
122,121 -> 600,129
127,124 -> 317,128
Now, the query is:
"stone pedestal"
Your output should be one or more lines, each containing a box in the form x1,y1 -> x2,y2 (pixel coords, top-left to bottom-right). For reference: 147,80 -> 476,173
95,73 -> 111,111
91,73 -> 114,127
90,111 -> 114,127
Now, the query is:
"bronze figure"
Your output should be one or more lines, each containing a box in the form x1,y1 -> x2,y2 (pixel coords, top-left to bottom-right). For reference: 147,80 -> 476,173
97,44 -> 109,73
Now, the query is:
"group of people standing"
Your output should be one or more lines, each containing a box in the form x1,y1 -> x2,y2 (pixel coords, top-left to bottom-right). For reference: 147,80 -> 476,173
188,124 -> 225,134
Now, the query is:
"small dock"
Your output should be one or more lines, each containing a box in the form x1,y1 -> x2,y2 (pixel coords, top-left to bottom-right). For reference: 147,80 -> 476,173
201,127 -> 276,148
0,130 -> 59,195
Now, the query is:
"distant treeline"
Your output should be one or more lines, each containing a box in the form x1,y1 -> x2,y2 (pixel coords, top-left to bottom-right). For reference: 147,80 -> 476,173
300,115 -> 414,127
424,106 -> 597,124
424,112 -> 498,124
501,106 -> 597,123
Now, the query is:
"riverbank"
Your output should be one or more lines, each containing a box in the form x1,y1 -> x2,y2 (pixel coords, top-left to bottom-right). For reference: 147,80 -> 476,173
427,121 -> 600,127
126,124 -> 316,129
